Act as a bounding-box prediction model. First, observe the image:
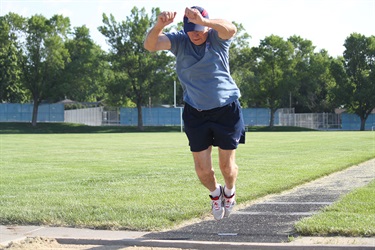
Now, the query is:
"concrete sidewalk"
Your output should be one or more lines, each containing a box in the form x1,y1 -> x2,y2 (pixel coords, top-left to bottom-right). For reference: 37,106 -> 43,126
1,159 -> 374,249
1,225 -> 374,249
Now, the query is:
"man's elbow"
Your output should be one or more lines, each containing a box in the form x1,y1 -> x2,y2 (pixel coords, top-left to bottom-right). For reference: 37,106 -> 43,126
229,24 -> 237,38
144,35 -> 170,52
143,42 -> 155,52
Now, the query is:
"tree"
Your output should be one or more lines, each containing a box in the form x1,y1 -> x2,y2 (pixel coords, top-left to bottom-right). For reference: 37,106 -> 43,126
330,33 -> 375,130
237,34 -> 337,122
0,13 -> 27,103
98,7 -> 175,130
230,46 -> 256,109
228,22 -> 253,108
252,35 -> 294,127
21,14 -> 70,126
62,25 -> 109,103
288,36 -> 335,113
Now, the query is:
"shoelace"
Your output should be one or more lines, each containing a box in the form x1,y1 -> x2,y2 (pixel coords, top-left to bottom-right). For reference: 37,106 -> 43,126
224,200 -> 234,208
224,193 -> 235,207
212,200 -> 221,210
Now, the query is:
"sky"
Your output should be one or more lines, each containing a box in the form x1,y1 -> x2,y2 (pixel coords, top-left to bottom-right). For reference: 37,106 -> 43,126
1,0 -> 374,57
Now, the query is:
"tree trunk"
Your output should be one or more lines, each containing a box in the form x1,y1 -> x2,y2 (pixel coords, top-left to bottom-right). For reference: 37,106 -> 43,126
360,116 -> 366,131
137,103 -> 144,131
269,108 -> 276,128
31,97 -> 39,127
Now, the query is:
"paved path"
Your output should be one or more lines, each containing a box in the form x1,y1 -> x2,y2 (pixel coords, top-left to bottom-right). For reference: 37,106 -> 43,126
144,159 -> 375,243
1,159 -> 374,249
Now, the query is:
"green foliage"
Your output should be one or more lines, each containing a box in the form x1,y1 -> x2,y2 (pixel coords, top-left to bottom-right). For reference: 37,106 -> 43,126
288,36 -> 335,113
232,34 -> 337,118
330,33 -> 375,130
62,26 -> 109,103
247,35 -> 294,127
22,14 -> 71,125
98,7 -> 175,129
1,12 -> 109,126
1,9 -> 375,131
0,13 -> 28,102
229,22 -> 254,109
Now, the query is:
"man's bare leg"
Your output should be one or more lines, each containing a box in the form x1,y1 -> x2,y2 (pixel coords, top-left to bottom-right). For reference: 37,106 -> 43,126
192,146 -> 217,192
218,148 -> 238,190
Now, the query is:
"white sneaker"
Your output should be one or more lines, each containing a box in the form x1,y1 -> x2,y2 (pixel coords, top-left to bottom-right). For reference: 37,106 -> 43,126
209,186 -> 224,220
223,192 -> 236,218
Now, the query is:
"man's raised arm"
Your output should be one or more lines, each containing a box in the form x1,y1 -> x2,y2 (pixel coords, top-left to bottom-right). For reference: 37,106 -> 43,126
144,11 -> 176,52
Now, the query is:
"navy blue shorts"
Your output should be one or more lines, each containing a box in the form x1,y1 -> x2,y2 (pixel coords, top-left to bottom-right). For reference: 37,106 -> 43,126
183,100 -> 246,152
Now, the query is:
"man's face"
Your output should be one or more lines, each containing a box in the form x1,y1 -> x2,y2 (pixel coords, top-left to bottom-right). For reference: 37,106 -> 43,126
187,29 -> 209,45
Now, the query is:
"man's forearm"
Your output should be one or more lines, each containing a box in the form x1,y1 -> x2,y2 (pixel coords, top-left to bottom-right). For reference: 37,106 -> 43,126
204,19 -> 237,40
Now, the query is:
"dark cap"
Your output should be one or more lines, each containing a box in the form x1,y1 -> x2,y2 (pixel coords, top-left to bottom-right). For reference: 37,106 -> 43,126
183,6 -> 209,33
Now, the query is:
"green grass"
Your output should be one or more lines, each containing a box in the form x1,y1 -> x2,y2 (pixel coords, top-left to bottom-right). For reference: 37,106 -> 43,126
0,122 -> 313,134
295,180 -> 375,237
0,125 -> 374,234
0,122 -> 182,133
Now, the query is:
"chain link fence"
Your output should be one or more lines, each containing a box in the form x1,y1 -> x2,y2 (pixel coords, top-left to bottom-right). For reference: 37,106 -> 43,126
278,109 -> 341,130
64,107 -> 120,126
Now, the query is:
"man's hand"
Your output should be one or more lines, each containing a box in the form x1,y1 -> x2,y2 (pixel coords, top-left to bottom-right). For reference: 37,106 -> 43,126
185,7 -> 206,26
144,11 -> 175,52
156,11 -> 177,29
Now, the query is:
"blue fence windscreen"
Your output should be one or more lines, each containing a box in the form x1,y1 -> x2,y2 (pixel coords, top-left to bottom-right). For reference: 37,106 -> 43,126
120,107 -> 275,126
2,103 -> 373,130
242,108 -> 273,126
0,103 -> 64,122
120,107 -> 182,126
341,113 -> 375,130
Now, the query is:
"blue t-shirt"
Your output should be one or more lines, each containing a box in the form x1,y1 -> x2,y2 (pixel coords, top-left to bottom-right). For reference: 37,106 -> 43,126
165,29 -> 241,110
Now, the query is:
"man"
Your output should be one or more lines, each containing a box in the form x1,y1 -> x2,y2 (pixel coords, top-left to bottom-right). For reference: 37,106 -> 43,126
144,6 -> 245,221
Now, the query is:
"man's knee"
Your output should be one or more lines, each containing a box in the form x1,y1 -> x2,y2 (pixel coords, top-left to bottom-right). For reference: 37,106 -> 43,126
220,163 -> 238,175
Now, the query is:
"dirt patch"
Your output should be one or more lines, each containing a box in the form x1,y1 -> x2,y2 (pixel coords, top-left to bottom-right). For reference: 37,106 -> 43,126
1,237 -> 65,250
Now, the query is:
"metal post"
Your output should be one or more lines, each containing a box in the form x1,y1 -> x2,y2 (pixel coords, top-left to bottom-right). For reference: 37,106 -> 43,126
174,80 -> 176,108
180,107 -> 183,133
